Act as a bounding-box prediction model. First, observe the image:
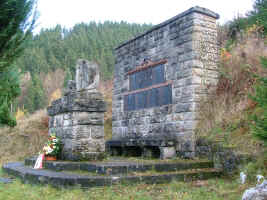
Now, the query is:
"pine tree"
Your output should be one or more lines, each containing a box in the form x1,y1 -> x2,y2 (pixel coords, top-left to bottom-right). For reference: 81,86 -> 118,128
248,0 -> 267,34
15,21 -> 152,113
250,57 -> 267,146
0,68 -> 20,126
24,75 -> 47,113
63,69 -> 73,88
228,0 -> 267,40
0,0 -> 37,72
0,0 -> 37,126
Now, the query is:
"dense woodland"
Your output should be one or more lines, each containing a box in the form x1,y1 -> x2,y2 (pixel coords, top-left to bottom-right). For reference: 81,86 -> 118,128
15,22 -> 152,113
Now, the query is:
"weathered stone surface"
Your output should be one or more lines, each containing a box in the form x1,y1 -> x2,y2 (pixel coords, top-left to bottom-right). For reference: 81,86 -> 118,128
64,80 -> 76,96
195,138 -> 254,174
242,180 -> 267,200
76,59 -> 100,92
3,161 -> 222,188
24,157 -> 214,175
47,59 -> 106,161
72,112 -> 104,126
160,147 -> 176,159
47,91 -> 106,116
111,6 -> 219,157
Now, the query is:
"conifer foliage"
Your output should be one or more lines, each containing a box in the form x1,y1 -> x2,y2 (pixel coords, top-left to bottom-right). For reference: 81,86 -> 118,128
250,57 -> 267,146
0,0 -> 36,72
248,0 -> 267,34
0,0 -> 37,127
15,22 -> 151,113
228,0 -> 267,39
17,22 -> 152,80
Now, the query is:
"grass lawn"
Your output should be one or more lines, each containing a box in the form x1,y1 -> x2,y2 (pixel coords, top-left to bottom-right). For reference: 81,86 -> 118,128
0,168 -> 252,200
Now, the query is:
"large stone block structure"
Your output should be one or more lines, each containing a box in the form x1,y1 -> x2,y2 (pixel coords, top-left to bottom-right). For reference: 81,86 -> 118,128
108,7 -> 219,158
48,60 -> 106,161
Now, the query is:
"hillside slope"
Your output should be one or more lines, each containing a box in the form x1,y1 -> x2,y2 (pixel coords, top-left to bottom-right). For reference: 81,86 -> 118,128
14,22 -> 152,114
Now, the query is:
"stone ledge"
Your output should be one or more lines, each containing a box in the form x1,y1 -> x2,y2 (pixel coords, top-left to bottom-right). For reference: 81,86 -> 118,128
25,157 -> 214,175
47,91 -> 106,116
3,162 -> 222,188
106,139 -> 176,148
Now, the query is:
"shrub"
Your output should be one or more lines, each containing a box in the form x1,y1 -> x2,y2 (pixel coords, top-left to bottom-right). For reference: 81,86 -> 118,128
196,34 -> 266,154
249,57 -> 267,146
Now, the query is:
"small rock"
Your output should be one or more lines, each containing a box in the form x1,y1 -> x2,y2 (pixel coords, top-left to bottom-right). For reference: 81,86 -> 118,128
256,175 -> 265,184
242,180 -> 267,200
0,177 -> 12,184
240,172 -> 247,184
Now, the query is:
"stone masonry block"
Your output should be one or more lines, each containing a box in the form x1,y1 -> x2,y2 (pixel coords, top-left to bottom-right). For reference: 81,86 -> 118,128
72,112 -> 104,126
160,147 -> 176,159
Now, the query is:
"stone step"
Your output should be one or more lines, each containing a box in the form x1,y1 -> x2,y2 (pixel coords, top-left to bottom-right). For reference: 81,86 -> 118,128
3,162 -> 222,188
25,157 -> 214,175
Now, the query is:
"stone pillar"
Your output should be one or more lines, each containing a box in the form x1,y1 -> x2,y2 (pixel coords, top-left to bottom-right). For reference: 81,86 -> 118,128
47,59 -> 106,161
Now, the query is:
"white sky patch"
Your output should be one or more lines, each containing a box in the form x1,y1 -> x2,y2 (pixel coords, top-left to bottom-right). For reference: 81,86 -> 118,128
35,0 -> 254,32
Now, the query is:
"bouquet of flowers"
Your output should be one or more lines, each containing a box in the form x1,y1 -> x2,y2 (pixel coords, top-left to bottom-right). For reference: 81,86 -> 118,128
42,133 -> 61,157
34,134 -> 62,169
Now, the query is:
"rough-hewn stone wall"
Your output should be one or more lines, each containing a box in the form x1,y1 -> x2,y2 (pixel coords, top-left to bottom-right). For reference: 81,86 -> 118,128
47,60 -> 106,161
110,6 -> 219,158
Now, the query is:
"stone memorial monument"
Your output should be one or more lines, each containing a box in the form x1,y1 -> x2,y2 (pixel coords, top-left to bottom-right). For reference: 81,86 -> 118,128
108,6 -> 220,159
47,59 -> 106,161
3,7 -> 226,188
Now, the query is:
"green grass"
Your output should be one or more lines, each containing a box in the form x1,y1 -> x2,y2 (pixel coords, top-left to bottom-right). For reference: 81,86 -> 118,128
0,168 -> 251,200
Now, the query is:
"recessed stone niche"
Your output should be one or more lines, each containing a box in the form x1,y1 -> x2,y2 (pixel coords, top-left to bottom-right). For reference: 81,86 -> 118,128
47,59 -> 106,161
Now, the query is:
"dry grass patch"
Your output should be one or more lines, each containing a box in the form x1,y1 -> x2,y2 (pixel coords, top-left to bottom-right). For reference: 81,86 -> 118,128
196,34 -> 267,155
0,110 -> 48,165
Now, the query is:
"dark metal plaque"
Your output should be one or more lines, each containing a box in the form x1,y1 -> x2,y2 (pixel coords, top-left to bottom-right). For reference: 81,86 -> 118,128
129,64 -> 165,91
125,63 -> 171,111
124,84 -> 172,111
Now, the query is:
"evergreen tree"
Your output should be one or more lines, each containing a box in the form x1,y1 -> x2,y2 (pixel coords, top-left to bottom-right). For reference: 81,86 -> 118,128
227,0 -> 267,39
63,69 -> 73,88
16,21 -> 152,113
24,75 -> 47,113
0,0 -> 37,126
248,0 -> 267,34
0,68 -> 20,126
0,0 -> 37,72
18,22 -> 152,80
250,57 -> 267,146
